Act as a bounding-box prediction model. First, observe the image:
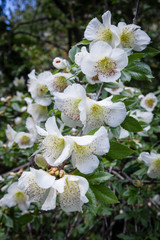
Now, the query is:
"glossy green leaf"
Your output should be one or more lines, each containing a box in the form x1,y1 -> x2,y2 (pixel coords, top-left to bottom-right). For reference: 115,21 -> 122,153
87,171 -> 113,185
106,141 -> 134,159
91,184 -> 119,204
121,116 -> 143,132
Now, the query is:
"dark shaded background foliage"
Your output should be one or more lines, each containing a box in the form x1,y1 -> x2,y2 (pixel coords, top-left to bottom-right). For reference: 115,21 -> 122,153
0,0 -> 160,93
0,1 -> 160,240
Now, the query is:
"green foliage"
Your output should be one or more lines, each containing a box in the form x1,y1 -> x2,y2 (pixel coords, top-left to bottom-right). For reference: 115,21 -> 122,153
121,116 -> 143,132
106,141 -> 134,160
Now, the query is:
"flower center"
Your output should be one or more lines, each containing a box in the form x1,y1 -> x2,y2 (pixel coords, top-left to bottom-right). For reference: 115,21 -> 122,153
37,84 -> 48,97
54,76 -> 68,92
91,75 -> 99,82
145,98 -> 155,108
120,28 -> 134,48
96,57 -> 116,77
60,178 -> 81,212
20,135 -> 30,145
42,135 -> 65,161
152,158 -> 160,171
62,98 -> 82,121
14,191 -> 26,203
74,142 -> 93,158
99,28 -> 112,43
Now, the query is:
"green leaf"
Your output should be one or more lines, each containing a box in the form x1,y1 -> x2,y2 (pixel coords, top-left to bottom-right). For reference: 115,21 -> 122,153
86,188 -> 98,215
87,171 -> 113,185
86,127 -> 100,135
111,126 -> 121,138
3,214 -> 13,228
106,141 -> 134,160
104,82 -> 119,89
125,62 -> 154,81
111,95 -> 126,103
11,103 -> 20,111
18,213 -> 33,225
86,83 -> 98,93
76,40 -> 91,45
121,116 -> 143,132
128,53 -> 144,62
91,184 -> 119,204
121,70 -> 131,82
68,46 -> 80,62
142,47 -> 160,58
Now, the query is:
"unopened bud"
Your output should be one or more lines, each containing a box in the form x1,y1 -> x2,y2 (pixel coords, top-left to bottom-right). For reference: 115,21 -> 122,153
59,170 -> 65,178
34,154 -> 48,168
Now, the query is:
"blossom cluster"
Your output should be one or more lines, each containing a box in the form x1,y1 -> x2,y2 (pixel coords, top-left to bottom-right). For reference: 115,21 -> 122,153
1,10 -> 159,214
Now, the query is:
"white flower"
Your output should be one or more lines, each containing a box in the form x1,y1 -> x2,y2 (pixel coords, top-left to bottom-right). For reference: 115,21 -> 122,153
124,87 -> 134,96
52,57 -> 67,69
54,175 -> 89,212
16,91 -> 24,101
82,97 -> 126,133
36,116 -> 72,166
13,76 -> 25,86
84,11 -> 120,48
28,70 -> 52,106
27,102 -> 48,123
104,80 -> 124,95
6,125 -> 17,148
116,22 -> 150,51
54,84 -> 87,127
119,127 -> 129,139
0,182 -> 29,211
18,168 -> 56,211
26,117 -> 38,141
140,93 -> 157,112
80,41 -> 128,83
139,152 -> 160,178
15,132 -> 35,149
14,117 -> 22,125
69,127 -> 110,174
47,72 -> 73,94
20,106 -> 27,112
130,110 -> 153,124
75,47 -> 89,66
138,125 -> 150,136
152,194 -> 160,205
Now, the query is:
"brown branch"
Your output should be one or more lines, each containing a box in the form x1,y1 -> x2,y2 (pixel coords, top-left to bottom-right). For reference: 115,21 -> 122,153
96,83 -> 104,101
133,0 -> 140,24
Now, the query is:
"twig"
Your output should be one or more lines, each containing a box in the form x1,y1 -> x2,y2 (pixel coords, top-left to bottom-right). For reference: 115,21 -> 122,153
65,213 -> 80,239
133,0 -> 140,24
111,170 -> 125,180
96,83 -> 104,101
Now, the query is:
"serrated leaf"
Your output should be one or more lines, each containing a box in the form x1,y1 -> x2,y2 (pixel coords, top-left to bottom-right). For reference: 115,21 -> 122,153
91,184 -> 119,204
68,46 -> 80,62
106,141 -> 134,160
121,70 -> 131,81
121,116 -> 143,132
125,62 -> 154,81
18,213 -> 33,225
142,47 -> 160,58
128,53 -> 144,62
86,188 -> 98,215
87,171 -> 113,185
